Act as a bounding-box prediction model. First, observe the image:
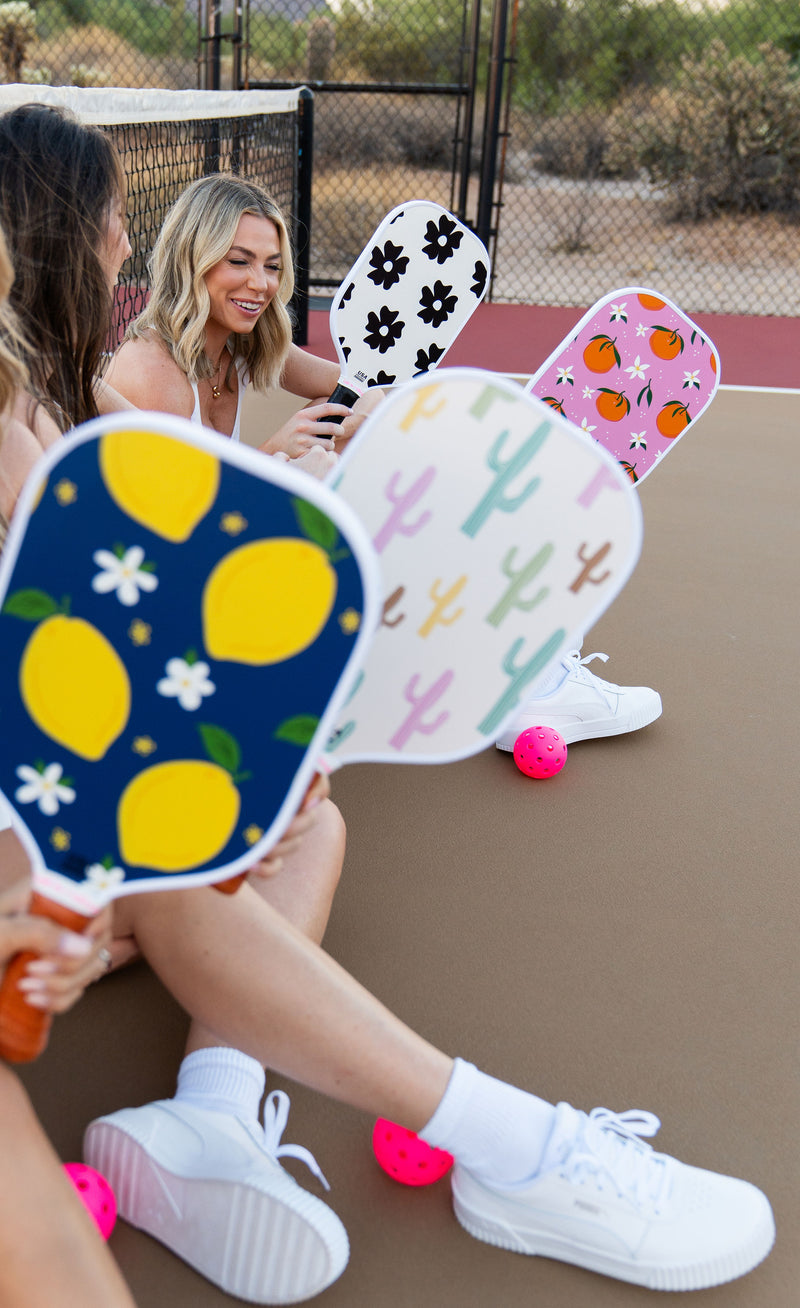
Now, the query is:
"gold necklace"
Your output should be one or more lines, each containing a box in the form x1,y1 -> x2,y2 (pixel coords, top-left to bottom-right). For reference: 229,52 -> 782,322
211,353 -> 226,400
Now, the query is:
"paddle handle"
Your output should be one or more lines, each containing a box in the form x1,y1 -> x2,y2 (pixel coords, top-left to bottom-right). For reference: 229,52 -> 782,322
0,892 -> 94,1064
328,382 -> 361,424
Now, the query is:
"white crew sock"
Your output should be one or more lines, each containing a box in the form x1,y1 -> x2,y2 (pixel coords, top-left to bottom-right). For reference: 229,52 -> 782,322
419,1059 -> 557,1188
175,1047 -> 266,1120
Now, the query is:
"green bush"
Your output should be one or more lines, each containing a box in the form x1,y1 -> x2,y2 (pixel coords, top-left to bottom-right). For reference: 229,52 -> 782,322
606,41 -> 800,218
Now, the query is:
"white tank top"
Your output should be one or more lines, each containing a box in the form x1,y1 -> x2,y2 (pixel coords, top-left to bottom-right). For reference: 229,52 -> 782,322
189,358 -> 248,442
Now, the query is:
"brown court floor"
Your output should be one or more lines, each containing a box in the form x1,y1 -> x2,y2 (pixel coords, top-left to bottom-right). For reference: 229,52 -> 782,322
18,384 -> 799,1308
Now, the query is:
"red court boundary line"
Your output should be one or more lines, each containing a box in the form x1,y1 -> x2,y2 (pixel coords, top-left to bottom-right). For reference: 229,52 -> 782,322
303,303 -> 799,391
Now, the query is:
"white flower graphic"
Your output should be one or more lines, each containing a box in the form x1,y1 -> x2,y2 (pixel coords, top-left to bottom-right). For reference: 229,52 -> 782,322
624,355 -> 649,380
609,302 -> 628,322
83,863 -> 126,894
556,365 -> 574,386
683,370 -> 701,389
92,546 -> 158,607
579,417 -> 597,434
629,432 -> 648,449
636,322 -> 647,337
15,762 -> 75,816
582,385 -> 595,399
157,656 -> 216,711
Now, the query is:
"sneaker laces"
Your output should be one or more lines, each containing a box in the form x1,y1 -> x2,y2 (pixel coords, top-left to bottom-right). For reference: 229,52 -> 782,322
564,1108 -> 671,1211
260,1089 -> 331,1192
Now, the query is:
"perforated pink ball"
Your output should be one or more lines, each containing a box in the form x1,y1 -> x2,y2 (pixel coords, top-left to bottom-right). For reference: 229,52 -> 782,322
513,725 -> 567,778
63,1163 -> 117,1240
372,1119 -> 454,1187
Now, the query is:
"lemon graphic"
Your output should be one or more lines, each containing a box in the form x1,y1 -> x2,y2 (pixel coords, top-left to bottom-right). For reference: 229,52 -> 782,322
118,758 -> 240,871
100,429 -> 220,542
118,724 -> 247,872
203,538 -> 337,665
7,590 -> 131,761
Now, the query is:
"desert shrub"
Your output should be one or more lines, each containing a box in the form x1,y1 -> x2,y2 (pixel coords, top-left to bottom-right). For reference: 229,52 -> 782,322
313,92 -> 454,170
0,0 -> 36,80
606,41 -> 800,218
528,109 -> 634,180
334,0 -> 465,85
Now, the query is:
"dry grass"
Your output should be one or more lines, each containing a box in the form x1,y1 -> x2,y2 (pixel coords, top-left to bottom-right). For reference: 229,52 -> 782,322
30,24 -> 194,89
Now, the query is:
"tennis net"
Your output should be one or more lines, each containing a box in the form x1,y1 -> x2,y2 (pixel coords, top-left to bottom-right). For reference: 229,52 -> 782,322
0,85 -> 310,344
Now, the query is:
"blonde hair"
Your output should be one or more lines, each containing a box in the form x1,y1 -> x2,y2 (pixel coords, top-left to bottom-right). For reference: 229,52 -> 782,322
0,222 -> 32,546
128,174 -> 295,391
0,223 -> 28,417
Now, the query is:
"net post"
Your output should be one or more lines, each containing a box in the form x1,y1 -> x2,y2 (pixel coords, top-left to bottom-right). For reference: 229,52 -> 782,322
291,87 -> 314,347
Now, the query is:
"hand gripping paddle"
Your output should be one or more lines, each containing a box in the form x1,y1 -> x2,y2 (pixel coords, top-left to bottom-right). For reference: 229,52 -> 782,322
323,368 -> 643,765
328,201 -> 490,410
526,288 -> 720,486
0,411 -> 380,1061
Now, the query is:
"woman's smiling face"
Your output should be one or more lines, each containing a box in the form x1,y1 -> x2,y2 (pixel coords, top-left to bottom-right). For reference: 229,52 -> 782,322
204,213 -> 283,337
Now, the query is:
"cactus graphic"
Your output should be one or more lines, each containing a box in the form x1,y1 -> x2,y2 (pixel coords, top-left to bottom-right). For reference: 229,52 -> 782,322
577,464 -> 625,509
486,544 -> 553,628
478,630 -> 565,736
461,423 -> 548,538
373,467 -> 435,554
418,576 -> 467,638
569,542 -> 612,594
389,669 -> 454,751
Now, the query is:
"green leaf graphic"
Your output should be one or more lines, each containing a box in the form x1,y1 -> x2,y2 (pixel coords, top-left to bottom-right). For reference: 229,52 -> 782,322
274,715 -> 319,747
292,498 -> 340,554
198,723 -> 242,775
2,589 -> 61,621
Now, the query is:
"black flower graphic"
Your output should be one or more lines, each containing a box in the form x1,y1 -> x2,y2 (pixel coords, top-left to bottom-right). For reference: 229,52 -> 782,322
367,239 -> 409,290
418,280 -> 458,329
368,369 -> 397,386
422,215 -> 464,264
340,282 -> 355,305
413,343 -> 445,374
363,306 -> 405,354
338,337 -> 351,363
471,260 -> 488,298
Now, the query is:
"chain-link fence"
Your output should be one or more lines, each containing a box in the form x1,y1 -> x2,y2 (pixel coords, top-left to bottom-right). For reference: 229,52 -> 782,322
0,0 -> 197,89
2,0 -> 798,314
495,0 -> 800,313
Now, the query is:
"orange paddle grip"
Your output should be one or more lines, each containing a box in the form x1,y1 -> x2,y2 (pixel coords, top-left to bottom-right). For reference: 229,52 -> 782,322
0,892 -> 93,1064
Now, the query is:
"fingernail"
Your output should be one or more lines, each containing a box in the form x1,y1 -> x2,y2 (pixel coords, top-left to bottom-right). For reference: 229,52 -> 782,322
17,976 -> 48,993
22,991 -> 50,1009
57,932 -> 92,958
25,959 -> 57,977
305,795 -> 322,810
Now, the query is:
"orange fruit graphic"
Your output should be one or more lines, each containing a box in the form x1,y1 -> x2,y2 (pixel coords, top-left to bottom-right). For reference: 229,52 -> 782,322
638,293 -> 665,310
649,326 -> 684,361
596,389 -> 630,422
656,401 -> 691,439
582,335 -> 620,373
710,353 -> 718,375
620,460 -> 639,484
542,396 -> 566,414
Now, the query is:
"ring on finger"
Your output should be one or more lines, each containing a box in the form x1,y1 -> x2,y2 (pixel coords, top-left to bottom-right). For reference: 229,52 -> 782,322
97,947 -> 113,975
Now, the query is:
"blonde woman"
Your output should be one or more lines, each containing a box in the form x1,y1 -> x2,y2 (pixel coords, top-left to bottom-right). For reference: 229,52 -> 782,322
106,173 -> 377,470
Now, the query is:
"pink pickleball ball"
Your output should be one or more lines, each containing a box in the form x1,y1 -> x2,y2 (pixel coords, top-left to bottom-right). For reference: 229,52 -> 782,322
513,725 -> 567,778
63,1162 -> 117,1240
372,1119 -> 454,1187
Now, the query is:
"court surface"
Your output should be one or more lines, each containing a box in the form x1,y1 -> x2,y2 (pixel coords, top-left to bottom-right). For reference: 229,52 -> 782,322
18,307 -> 799,1308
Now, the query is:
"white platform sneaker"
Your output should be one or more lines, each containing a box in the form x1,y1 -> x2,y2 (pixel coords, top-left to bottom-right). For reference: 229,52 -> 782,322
84,1090 -> 349,1305
452,1103 -> 775,1292
495,650 -> 662,750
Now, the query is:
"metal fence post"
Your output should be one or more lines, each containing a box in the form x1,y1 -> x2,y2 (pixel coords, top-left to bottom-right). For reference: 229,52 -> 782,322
475,0 -> 509,251
292,87 -> 314,346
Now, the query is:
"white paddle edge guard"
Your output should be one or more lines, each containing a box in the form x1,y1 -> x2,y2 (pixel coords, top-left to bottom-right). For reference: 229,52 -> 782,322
0,411 -> 382,914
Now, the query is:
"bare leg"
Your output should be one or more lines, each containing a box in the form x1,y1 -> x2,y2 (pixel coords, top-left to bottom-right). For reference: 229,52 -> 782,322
114,879 -> 452,1130
0,1065 -> 136,1308
185,796 -> 346,1057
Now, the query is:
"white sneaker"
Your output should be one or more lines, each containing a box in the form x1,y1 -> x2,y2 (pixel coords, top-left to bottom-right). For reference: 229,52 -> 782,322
452,1103 -> 775,1292
84,1091 -> 349,1305
495,650 -> 662,749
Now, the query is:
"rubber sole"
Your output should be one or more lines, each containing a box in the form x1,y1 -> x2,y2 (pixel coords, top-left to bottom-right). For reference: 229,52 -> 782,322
85,1116 -> 349,1305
